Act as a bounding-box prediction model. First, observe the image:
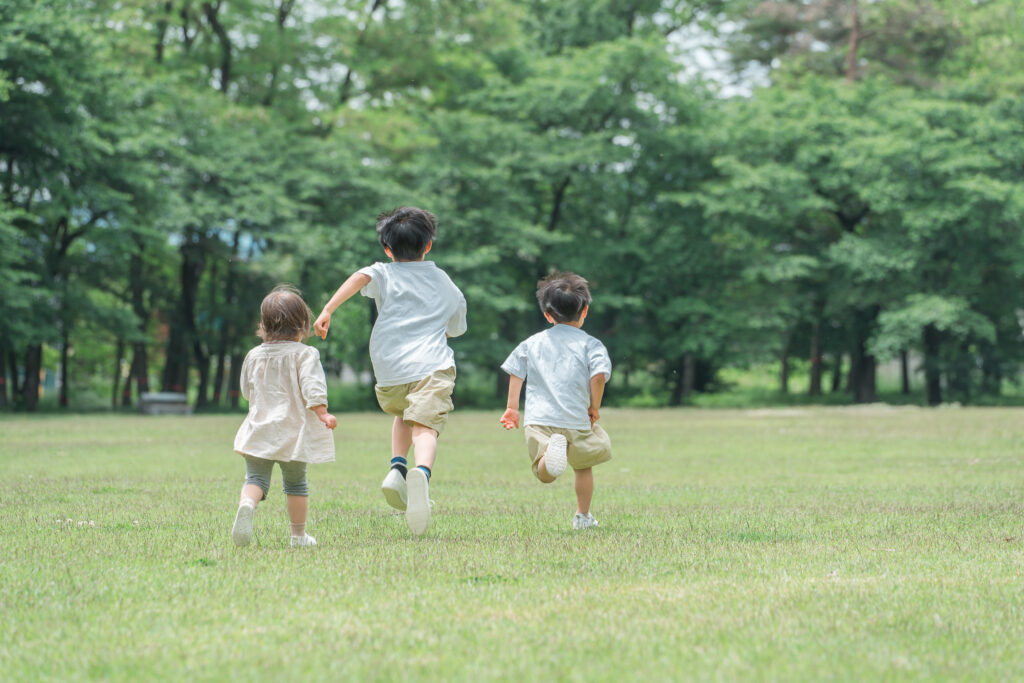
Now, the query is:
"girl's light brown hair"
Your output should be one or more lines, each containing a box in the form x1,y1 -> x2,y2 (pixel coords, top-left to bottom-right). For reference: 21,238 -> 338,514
256,284 -> 313,341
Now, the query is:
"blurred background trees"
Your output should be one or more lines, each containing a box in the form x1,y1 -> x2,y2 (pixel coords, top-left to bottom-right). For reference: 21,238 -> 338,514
2,0 -> 1022,411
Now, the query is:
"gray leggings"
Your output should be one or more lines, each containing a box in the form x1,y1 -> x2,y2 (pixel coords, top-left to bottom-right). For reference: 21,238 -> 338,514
244,456 -> 309,499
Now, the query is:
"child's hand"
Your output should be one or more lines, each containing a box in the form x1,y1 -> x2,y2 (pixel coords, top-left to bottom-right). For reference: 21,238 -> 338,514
319,412 -> 337,430
500,408 -> 520,430
588,407 -> 600,426
313,312 -> 331,339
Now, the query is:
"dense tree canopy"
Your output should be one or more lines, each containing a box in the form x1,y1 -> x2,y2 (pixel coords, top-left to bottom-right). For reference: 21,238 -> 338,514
1,0 -> 1022,411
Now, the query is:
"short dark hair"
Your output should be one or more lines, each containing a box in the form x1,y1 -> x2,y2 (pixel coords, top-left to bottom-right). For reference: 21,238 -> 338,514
257,284 -> 313,341
536,272 -> 592,323
376,206 -> 437,260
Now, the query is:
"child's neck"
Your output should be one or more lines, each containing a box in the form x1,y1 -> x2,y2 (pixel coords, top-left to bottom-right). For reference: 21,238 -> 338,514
553,321 -> 584,329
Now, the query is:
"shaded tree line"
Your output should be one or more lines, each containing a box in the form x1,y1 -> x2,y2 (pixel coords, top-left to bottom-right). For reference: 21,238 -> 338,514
1,0 -> 1022,411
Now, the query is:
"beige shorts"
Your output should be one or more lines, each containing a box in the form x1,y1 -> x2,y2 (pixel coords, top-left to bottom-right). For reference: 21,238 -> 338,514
525,423 -> 612,479
375,367 -> 456,435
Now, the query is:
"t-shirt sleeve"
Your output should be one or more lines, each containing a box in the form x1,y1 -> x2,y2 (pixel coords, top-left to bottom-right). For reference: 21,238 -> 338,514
588,339 -> 612,382
500,341 -> 529,380
446,289 -> 468,338
357,263 -> 384,300
298,347 -> 329,408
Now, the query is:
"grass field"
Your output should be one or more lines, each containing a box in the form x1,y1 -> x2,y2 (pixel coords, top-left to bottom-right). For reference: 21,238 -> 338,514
2,407 -> 1023,681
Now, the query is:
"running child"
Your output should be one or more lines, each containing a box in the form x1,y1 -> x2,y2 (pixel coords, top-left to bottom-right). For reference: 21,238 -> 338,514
314,207 -> 467,536
232,285 -> 337,548
500,272 -> 612,530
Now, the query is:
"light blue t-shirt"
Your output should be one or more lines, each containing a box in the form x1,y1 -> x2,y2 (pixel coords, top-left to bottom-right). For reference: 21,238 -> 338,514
501,325 -> 612,431
359,261 -> 467,386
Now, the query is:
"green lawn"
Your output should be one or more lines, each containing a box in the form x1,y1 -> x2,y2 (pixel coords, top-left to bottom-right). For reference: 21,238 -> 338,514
2,407 -> 1023,681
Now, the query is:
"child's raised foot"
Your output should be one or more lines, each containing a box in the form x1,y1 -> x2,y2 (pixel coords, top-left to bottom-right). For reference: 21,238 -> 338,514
572,512 -> 599,530
544,434 -> 568,477
290,534 -> 317,547
381,468 -> 408,511
405,468 -> 431,536
232,501 -> 255,547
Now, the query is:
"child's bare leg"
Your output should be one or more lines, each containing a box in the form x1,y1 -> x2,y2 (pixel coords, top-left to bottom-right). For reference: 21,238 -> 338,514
410,423 -> 438,469
574,467 -> 594,515
392,416 -> 413,458
536,455 -> 557,483
240,483 -> 263,505
286,494 -> 307,534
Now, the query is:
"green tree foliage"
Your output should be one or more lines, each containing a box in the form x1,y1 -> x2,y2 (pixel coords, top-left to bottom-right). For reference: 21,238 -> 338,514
2,0 -> 1022,410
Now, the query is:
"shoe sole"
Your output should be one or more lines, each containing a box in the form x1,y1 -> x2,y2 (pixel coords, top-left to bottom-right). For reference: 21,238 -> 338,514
381,477 -> 407,511
232,505 -> 254,547
545,434 -> 568,477
405,469 -> 431,536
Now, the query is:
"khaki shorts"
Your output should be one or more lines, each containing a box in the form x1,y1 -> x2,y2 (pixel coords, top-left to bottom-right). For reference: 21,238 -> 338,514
525,423 -> 612,479
375,367 -> 456,434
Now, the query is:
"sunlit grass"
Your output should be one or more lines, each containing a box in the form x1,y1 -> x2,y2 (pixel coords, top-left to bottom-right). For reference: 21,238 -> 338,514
2,407 -> 1023,680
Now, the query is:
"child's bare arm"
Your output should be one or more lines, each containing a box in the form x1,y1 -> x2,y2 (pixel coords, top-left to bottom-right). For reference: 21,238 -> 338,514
314,272 -> 372,339
500,375 -> 524,430
588,373 -> 606,426
311,404 -> 337,430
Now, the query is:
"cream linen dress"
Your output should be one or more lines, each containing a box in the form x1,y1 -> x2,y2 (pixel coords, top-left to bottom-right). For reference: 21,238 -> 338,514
233,342 -> 336,463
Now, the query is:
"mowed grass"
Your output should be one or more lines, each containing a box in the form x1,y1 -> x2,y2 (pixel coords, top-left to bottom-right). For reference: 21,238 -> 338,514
2,407 -> 1024,681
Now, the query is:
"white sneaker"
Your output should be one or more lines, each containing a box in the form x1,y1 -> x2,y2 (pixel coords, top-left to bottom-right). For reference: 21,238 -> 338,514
231,501 -> 255,547
405,468 -> 431,536
381,468 -> 408,511
290,534 -> 317,547
544,434 -> 568,478
573,512 -> 599,530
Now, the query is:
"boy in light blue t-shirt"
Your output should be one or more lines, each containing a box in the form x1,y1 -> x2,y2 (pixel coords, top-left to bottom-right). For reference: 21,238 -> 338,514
500,272 -> 612,530
315,207 -> 467,536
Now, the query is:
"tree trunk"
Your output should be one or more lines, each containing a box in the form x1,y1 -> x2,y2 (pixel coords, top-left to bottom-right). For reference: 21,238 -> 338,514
683,353 -> 695,400
0,350 -> 7,409
900,349 -> 911,395
980,345 -> 1002,396
950,341 -> 971,403
779,335 -> 791,394
8,351 -> 21,406
669,357 -> 685,406
845,0 -> 860,82
808,316 -> 822,397
830,352 -> 843,393
22,344 -> 42,411
59,327 -> 70,408
112,338 -> 124,408
848,317 -> 877,403
922,324 -> 942,406
126,239 -> 150,406
162,234 -> 205,395
229,352 -> 243,409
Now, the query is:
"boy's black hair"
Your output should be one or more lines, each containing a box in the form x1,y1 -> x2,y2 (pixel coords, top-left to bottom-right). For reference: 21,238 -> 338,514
536,272 -> 592,323
376,206 -> 437,261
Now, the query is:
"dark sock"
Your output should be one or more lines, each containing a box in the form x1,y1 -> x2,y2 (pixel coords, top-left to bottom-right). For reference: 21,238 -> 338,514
390,456 -> 408,478
415,465 -> 431,481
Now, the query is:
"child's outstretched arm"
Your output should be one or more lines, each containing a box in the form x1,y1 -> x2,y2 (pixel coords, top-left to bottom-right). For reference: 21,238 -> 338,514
588,373 -> 606,426
500,375 -> 524,430
314,272 -> 372,339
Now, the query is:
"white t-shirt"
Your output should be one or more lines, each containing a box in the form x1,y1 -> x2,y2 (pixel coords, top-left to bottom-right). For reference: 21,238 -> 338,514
234,342 -> 335,463
358,261 -> 467,386
501,325 -> 612,430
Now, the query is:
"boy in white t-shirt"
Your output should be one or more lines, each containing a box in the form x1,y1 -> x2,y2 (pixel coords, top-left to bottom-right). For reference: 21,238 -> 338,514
500,272 -> 612,530
314,207 -> 467,536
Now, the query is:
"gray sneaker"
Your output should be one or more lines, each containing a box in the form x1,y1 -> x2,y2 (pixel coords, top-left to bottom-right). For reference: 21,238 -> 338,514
572,512 -> 599,530
381,468 -> 408,511
231,501 -> 255,547
405,468 -> 431,536
544,434 -> 568,478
